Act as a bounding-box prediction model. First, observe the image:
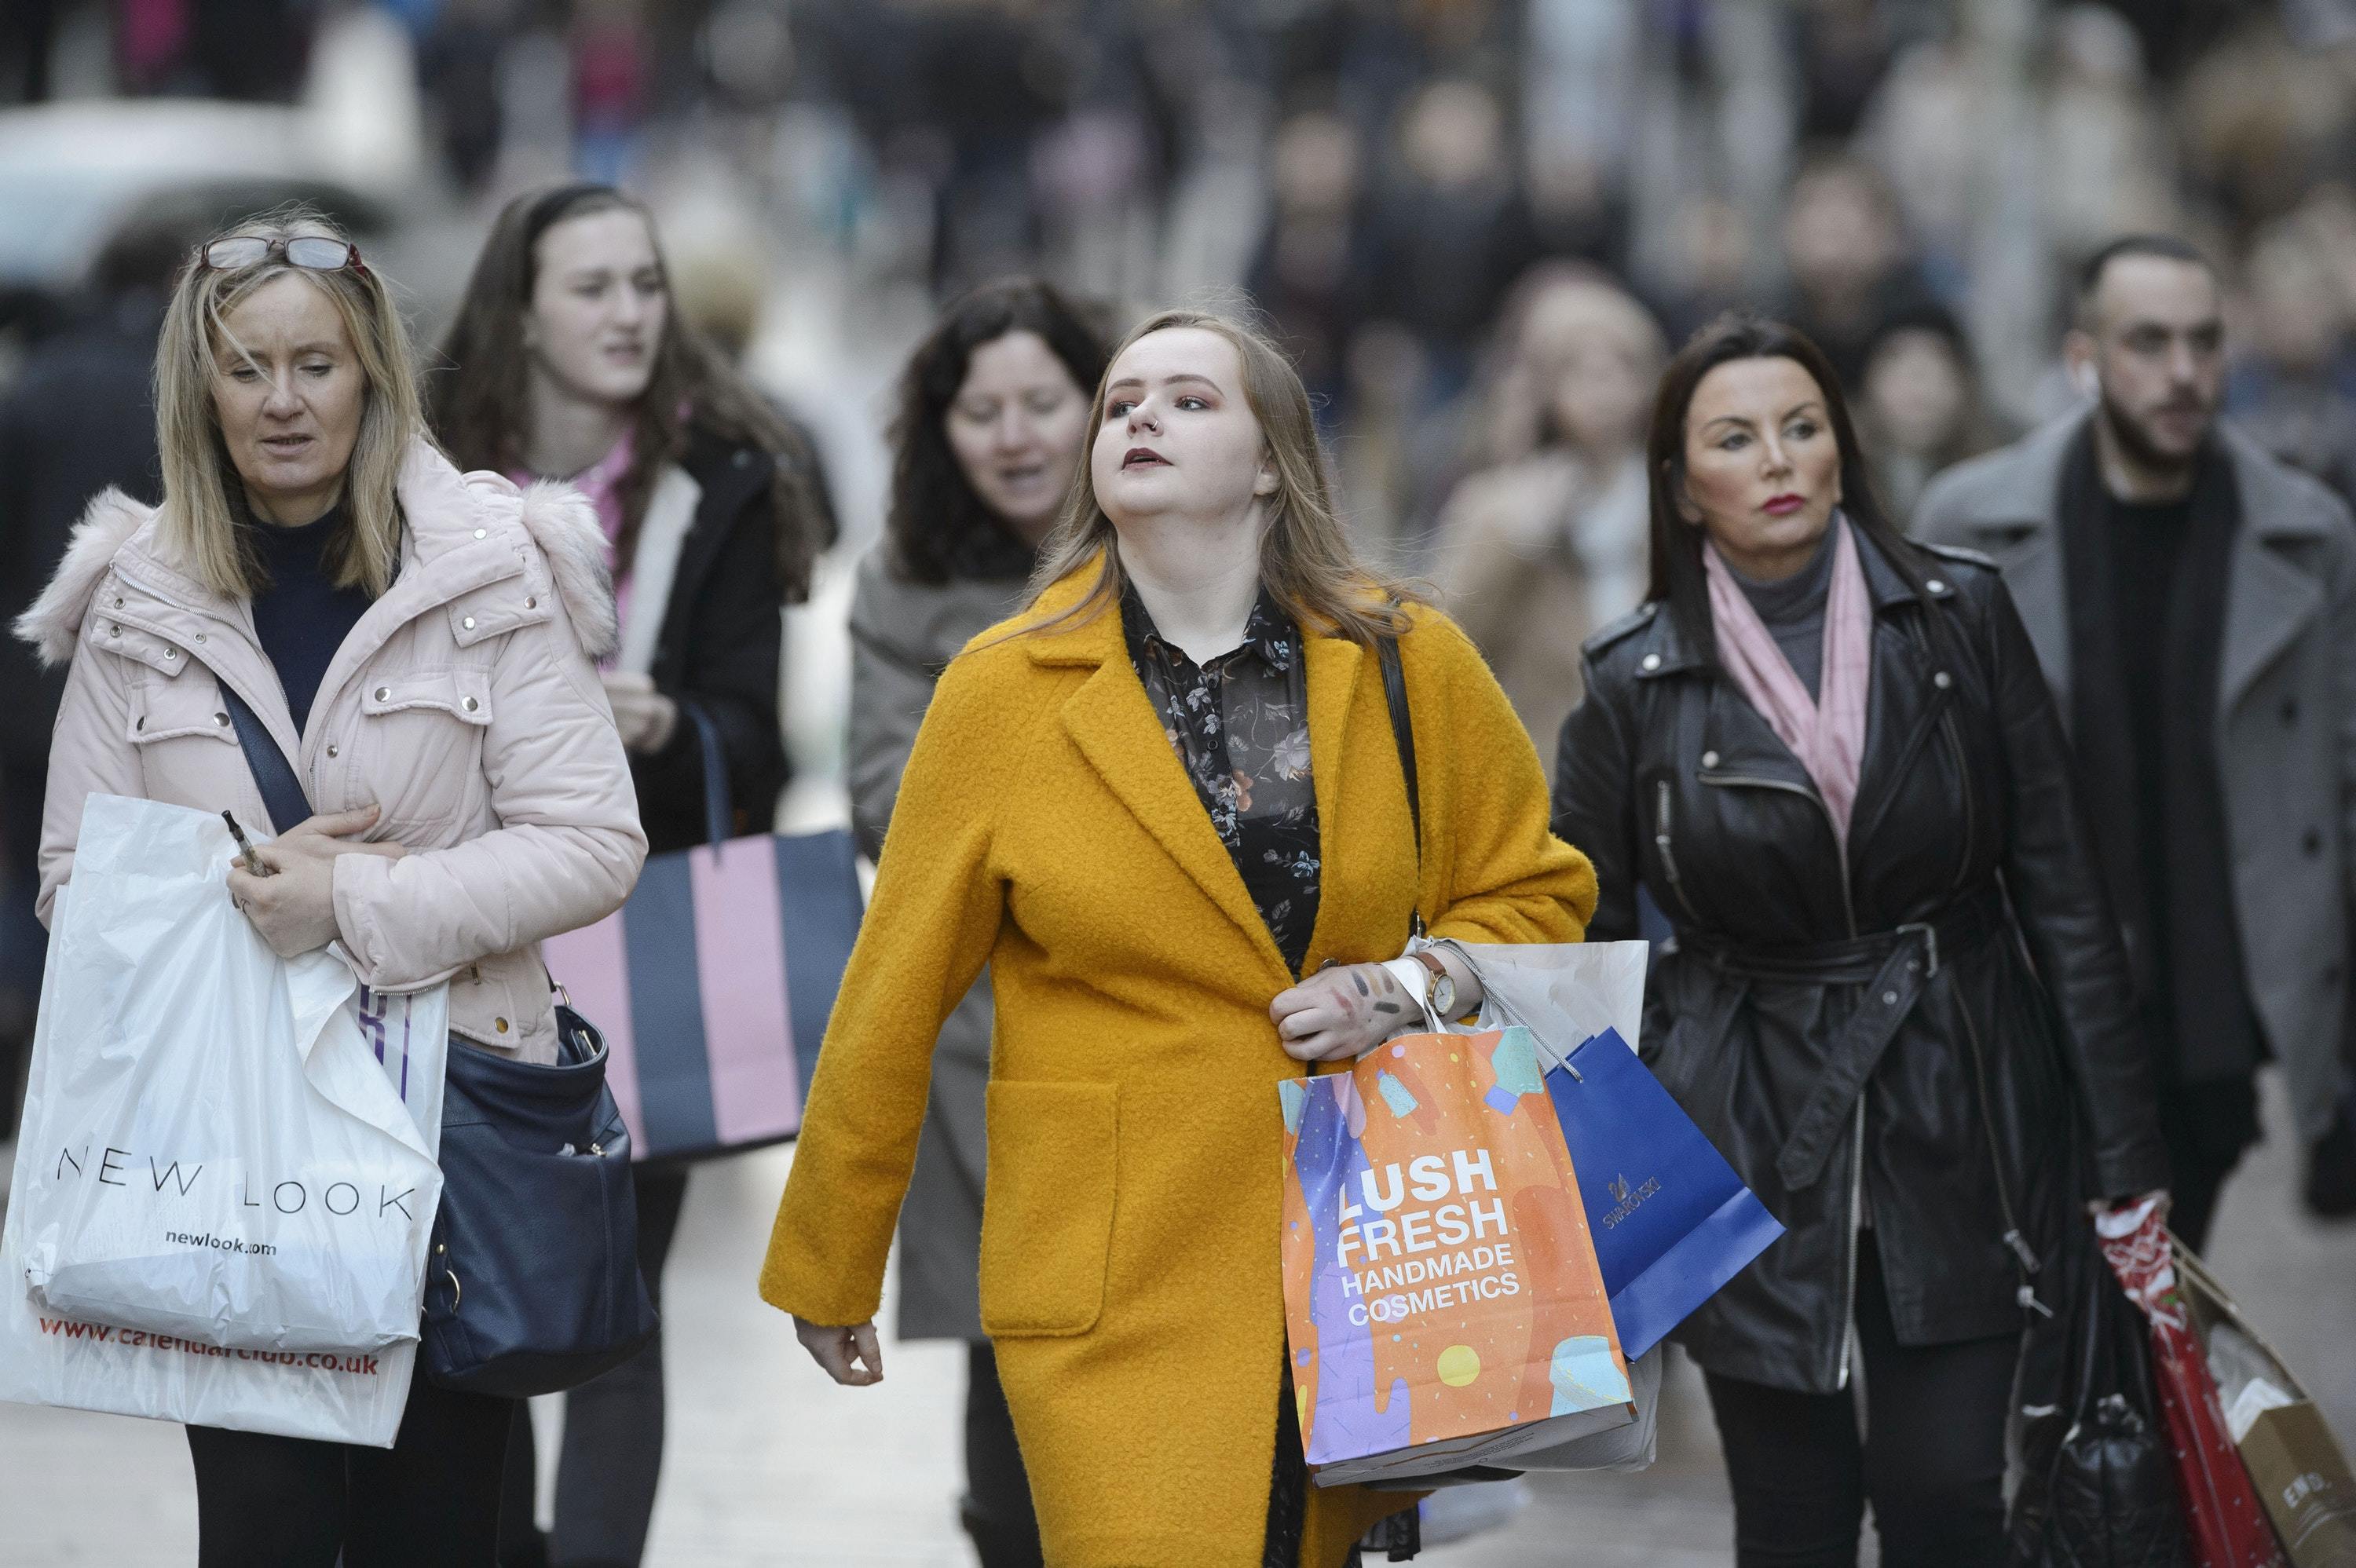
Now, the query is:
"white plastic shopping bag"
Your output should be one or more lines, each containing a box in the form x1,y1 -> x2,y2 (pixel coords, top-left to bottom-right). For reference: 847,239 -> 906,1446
0,795 -> 448,1446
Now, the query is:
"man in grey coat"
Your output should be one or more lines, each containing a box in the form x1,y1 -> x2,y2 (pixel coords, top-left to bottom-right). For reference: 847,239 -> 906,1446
1917,235 -> 2356,1248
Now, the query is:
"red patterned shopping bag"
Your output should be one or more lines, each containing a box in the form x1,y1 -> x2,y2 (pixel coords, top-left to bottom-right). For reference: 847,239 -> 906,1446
2096,1198 -> 2285,1568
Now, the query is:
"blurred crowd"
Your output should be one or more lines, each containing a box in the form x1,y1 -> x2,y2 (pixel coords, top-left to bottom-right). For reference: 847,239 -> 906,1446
9,2 -> 2356,542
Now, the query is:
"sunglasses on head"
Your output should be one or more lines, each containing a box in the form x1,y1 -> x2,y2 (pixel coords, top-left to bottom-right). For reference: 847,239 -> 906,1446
198,235 -> 369,277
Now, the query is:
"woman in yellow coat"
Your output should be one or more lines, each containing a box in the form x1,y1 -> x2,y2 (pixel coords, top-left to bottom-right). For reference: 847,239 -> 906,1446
759,309 -> 1596,1566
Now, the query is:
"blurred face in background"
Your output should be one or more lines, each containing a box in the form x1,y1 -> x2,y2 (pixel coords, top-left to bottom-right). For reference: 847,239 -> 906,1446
1862,328 -> 1971,456
2070,254 -> 2223,469
1269,111 -> 1359,219
1783,163 -> 1902,307
2248,231 -> 2349,376
1093,327 -> 1275,533
945,328 -> 1090,544
525,206 -> 668,410
212,273 -> 368,525
1677,355 -> 1845,581
1522,284 -> 1663,459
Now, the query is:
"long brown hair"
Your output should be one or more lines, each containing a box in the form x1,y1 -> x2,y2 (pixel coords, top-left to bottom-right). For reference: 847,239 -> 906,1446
1645,313 -> 1930,662
1020,309 -> 1419,646
155,206 -> 418,600
434,182 -> 827,601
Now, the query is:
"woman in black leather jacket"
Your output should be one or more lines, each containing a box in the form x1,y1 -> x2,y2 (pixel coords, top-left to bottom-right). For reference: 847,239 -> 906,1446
1553,316 -> 2168,1567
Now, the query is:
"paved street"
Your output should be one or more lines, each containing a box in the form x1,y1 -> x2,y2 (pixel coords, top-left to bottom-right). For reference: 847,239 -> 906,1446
1,1070 -> 2349,1566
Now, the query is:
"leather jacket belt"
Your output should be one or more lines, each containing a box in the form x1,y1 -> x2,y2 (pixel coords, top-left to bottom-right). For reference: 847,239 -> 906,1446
1682,888 -> 2010,1193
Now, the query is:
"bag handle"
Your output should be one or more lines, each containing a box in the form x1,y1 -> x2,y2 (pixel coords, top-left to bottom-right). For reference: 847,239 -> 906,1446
1376,636 -> 1424,939
220,681 -> 316,833
679,699 -> 734,848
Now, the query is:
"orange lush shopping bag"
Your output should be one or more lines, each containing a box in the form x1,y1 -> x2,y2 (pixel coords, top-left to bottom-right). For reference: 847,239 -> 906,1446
1279,1026 -> 1635,1485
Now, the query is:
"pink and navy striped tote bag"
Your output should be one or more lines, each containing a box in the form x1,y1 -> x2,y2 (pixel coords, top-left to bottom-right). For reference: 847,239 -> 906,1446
541,708 -> 862,1161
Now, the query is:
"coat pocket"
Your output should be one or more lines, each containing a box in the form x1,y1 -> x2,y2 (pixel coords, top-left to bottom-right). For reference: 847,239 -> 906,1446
353,668 -> 494,832
979,1080 -> 1117,1337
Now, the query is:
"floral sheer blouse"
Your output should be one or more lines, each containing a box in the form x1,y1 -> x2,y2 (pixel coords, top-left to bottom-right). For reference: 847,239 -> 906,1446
1121,584 -> 1323,978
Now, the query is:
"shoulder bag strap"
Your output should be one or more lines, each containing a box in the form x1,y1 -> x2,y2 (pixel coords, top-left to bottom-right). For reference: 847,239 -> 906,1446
1376,635 -> 1424,938
678,698 -> 734,847
219,681 -> 316,834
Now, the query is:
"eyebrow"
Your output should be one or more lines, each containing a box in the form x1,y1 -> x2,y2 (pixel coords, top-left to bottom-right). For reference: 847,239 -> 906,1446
1104,373 -> 1222,395
230,340 -> 342,360
1700,400 -> 1823,432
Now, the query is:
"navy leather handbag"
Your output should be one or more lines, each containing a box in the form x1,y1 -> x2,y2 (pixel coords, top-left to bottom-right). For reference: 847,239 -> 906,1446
423,1001 -> 658,1396
221,682 -> 658,1397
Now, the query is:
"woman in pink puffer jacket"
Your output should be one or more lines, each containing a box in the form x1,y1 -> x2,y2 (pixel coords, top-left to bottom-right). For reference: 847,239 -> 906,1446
12,210 -> 645,1566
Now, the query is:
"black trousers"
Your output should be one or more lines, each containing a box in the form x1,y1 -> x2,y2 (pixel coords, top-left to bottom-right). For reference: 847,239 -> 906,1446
186,1370 -> 515,1567
964,1340 -> 1044,1567
499,1161 -> 690,1568
1703,1235 -> 2018,1568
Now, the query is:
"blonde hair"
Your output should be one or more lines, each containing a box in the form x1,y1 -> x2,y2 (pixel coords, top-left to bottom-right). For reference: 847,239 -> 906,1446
154,207 -> 422,600
1021,308 -> 1418,647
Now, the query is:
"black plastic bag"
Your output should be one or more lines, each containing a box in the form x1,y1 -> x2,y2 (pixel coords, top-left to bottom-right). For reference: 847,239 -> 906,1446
2010,1230 -> 2190,1567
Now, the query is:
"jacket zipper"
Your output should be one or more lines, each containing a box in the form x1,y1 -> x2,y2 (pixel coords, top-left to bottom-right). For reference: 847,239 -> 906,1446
1940,711 -> 1975,897
1700,768 -> 1866,1387
1838,1095 -> 1866,1387
1698,772 -> 1859,938
1652,780 -> 1706,925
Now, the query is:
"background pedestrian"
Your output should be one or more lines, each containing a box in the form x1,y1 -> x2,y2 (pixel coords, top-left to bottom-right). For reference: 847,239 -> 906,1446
846,276 -> 1109,1568
436,180 -> 832,1568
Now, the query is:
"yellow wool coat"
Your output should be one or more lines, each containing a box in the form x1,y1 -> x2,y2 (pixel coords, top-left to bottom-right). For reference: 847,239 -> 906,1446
759,568 -> 1597,1566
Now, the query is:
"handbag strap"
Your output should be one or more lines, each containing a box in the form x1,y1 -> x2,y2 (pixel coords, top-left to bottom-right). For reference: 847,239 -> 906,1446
1376,636 -> 1425,938
678,699 -> 733,847
220,680 -> 315,833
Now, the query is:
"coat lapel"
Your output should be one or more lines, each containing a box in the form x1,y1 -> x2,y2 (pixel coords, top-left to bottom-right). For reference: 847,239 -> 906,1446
2217,433 -> 2331,724
300,449 -> 525,768
1052,601 -> 1290,976
1298,634 -> 1366,971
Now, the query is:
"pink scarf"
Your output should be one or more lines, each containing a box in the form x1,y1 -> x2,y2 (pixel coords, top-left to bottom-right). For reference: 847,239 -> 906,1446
1702,516 -> 1873,850
510,429 -> 636,659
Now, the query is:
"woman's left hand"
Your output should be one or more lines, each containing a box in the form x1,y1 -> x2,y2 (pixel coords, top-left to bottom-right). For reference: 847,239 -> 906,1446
227,806 -> 408,957
602,672 -> 679,755
1270,963 -> 1418,1062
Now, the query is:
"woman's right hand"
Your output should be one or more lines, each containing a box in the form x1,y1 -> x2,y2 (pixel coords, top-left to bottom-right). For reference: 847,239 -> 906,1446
794,1316 -> 884,1386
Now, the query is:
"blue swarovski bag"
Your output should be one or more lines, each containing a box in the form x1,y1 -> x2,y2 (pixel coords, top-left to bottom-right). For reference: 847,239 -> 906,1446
1540,1025 -> 1784,1360
1422,938 -> 1783,1362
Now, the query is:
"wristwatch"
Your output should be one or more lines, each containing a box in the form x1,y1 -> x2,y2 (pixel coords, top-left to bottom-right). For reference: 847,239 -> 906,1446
1383,952 -> 1456,1022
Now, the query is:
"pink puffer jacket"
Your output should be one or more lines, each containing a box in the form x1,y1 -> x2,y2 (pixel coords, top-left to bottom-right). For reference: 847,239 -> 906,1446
16,440 -> 648,1065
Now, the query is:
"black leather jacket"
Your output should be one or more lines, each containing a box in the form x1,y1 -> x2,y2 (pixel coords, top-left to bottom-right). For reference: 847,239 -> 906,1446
1553,535 -> 2170,1394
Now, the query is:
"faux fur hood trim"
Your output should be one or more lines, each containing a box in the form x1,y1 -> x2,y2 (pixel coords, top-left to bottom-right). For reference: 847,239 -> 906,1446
11,459 -> 621,670
14,488 -> 154,668
514,478 -> 619,663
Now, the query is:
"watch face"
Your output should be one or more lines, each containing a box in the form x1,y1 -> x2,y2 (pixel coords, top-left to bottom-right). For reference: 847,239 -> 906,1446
1430,974 -> 1456,1017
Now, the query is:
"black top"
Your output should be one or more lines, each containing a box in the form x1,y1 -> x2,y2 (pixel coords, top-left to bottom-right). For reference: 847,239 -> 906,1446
1730,524 -> 1838,699
2061,427 -> 2264,1091
245,505 -> 372,736
2105,492 -> 2194,965
1121,585 -> 1322,977
624,432 -> 796,854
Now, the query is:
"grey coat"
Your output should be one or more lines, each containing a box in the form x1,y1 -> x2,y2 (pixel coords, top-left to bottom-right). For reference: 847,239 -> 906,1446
1915,412 -> 2356,1141
846,544 -> 1027,1340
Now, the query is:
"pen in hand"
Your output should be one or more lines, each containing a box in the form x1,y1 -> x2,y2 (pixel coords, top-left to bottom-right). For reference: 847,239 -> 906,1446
222,810 -> 273,877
